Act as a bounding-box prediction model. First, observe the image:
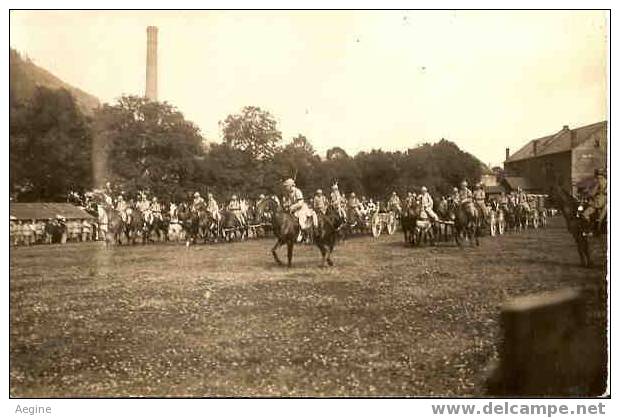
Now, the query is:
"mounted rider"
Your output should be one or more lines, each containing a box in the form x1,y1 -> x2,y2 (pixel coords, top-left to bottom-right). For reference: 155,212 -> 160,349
458,180 -> 474,210
191,192 -> 206,212
150,197 -> 163,222
582,168 -> 607,229
206,192 -> 221,223
516,187 -> 530,211
228,194 -> 246,227
419,186 -> 439,222
313,189 -> 328,215
387,192 -> 402,213
449,187 -> 460,206
282,178 -> 318,233
347,192 -> 364,220
115,194 -> 129,222
330,184 -> 347,219
473,183 -> 489,222
404,192 -> 416,208
366,198 -> 377,214
136,192 -> 151,213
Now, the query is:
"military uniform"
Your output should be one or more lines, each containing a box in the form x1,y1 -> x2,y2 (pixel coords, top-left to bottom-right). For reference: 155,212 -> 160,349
228,198 -> 246,226
313,194 -> 328,215
330,188 -> 347,219
458,187 -> 473,205
347,195 -> 363,219
420,191 -> 439,221
388,194 -> 402,212
473,188 -> 488,218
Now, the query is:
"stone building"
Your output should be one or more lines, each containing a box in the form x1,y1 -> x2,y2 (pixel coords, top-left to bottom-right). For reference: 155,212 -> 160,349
503,121 -> 607,194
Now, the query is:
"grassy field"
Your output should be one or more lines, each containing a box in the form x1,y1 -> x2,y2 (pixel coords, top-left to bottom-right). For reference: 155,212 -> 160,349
9,217 -> 607,397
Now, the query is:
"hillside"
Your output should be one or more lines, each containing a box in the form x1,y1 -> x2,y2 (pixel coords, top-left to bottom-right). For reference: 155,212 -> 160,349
10,48 -> 100,115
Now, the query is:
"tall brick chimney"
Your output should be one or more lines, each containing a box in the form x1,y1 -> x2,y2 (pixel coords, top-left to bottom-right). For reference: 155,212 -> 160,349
505,147 -> 510,161
146,26 -> 158,101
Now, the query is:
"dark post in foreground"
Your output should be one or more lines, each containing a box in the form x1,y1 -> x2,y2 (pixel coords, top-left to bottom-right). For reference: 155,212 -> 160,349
486,288 -> 606,396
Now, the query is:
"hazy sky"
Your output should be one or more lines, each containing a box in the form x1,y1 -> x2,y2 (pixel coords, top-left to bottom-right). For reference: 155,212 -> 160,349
10,10 -> 607,166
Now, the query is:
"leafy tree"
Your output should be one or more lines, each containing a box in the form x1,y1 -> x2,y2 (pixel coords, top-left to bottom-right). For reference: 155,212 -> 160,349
289,134 -> 315,155
93,96 -> 205,199
326,146 -> 349,160
220,106 -> 282,160
10,86 -> 93,201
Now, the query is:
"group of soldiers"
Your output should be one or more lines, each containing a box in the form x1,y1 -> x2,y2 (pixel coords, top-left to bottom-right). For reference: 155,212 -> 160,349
10,216 -> 95,246
15,167 -> 606,246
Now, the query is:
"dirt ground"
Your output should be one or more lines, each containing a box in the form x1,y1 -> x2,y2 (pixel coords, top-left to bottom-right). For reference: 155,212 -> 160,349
9,217 -> 607,397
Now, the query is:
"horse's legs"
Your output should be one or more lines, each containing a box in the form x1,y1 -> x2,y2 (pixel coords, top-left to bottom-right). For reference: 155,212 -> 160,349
272,239 -> 284,266
286,241 -> 294,268
326,241 -> 334,266
316,242 -> 327,267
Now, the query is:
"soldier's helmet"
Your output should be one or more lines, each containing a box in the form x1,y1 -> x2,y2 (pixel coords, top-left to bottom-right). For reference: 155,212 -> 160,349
283,178 -> 295,187
316,189 -> 323,195
392,191 -> 397,196
231,194 -> 238,200
421,186 -> 428,193
152,196 -> 157,202
453,187 -> 458,193
350,192 -> 356,197
461,180 -> 468,187
331,184 -> 339,190
194,192 -> 201,197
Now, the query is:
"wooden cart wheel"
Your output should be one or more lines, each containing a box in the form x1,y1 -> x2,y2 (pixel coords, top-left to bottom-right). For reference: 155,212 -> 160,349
371,213 -> 381,238
387,214 -> 396,235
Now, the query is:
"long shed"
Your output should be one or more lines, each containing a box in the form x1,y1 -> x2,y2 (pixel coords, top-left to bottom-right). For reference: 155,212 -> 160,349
9,203 -> 95,221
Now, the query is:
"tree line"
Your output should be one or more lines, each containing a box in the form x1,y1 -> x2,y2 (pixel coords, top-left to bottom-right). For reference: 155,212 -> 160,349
10,87 -> 484,203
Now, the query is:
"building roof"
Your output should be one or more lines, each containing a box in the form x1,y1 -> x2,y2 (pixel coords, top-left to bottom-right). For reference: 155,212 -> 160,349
10,203 -> 95,221
502,176 -> 535,191
506,121 -> 607,163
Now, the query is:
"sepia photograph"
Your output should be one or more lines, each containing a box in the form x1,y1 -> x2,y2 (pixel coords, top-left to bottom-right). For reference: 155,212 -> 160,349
8,9 -> 609,400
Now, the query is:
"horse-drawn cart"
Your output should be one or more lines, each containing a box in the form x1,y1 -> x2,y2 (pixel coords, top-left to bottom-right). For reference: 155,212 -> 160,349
371,209 -> 397,238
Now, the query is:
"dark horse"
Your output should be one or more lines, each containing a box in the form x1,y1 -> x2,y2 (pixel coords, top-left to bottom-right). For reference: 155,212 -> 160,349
449,200 -> 480,246
549,186 -> 591,267
257,197 -> 343,267
400,200 -> 417,245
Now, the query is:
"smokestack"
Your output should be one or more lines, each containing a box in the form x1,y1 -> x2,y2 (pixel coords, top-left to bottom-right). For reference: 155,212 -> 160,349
146,26 -> 158,101
505,147 -> 510,161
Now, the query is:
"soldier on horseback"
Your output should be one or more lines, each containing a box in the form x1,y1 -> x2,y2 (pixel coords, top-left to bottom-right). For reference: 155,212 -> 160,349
228,194 -> 247,228
419,186 -> 439,222
516,187 -> 530,211
330,184 -> 347,219
388,191 -> 402,214
282,178 -> 317,238
473,183 -> 489,224
313,189 -> 328,215
206,192 -> 221,223
582,168 -> 607,233
347,192 -> 364,221
151,197 -> 163,222
116,194 -> 129,223
458,181 -> 473,206
191,192 -> 206,212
